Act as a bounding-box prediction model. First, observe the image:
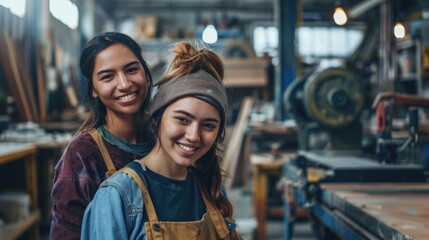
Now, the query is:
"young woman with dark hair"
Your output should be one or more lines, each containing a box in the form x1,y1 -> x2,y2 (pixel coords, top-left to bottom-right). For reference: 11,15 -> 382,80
50,32 -> 154,240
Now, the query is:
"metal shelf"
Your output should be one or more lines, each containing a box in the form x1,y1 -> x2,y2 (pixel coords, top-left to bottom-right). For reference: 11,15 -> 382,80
0,210 -> 40,240
395,39 -> 422,95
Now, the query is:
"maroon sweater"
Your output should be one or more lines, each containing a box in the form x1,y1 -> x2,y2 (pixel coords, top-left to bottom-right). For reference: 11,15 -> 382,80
49,131 -> 143,240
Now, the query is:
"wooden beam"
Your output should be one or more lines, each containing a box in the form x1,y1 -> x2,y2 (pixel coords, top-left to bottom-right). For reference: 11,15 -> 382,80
223,97 -> 254,188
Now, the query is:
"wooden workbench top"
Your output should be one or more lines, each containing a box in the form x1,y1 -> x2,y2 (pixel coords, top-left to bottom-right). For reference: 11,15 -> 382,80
250,152 -> 296,168
0,142 -> 36,165
321,182 -> 429,239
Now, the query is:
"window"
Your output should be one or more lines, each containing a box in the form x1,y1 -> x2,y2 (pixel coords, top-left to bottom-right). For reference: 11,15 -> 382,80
252,23 -> 365,59
49,0 -> 79,29
0,0 -> 26,17
298,26 -> 364,58
253,26 -> 278,57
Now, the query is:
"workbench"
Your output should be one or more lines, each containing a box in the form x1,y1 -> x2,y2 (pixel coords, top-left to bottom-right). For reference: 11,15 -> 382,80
251,152 -> 307,240
283,151 -> 429,240
240,121 -> 297,185
311,183 -> 429,240
241,122 -> 297,240
0,142 -> 40,240
251,153 -> 285,240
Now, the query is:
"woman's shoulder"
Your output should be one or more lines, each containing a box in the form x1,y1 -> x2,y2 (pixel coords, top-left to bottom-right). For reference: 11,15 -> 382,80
100,169 -> 145,204
67,130 -> 95,148
107,162 -> 146,187
60,131 -> 100,158
103,170 -> 137,186
54,131 -> 101,177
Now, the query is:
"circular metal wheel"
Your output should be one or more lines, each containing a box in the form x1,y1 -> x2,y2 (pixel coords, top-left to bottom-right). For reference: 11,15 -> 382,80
302,67 -> 364,129
283,76 -> 312,123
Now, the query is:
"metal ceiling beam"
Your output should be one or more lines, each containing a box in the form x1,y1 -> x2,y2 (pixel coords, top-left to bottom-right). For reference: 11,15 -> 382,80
108,3 -> 274,20
348,0 -> 386,19
109,2 -> 273,14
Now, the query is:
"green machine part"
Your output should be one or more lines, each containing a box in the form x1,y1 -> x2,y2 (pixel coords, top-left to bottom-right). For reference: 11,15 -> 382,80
284,67 -> 365,150
283,75 -> 311,124
303,67 -> 364,129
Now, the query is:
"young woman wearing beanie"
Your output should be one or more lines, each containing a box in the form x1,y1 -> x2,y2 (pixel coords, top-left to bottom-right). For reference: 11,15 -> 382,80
81,41 -> 241,240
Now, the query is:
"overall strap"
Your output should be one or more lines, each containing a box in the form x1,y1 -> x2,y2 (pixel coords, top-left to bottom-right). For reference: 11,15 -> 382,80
195,177 -> 230,239
88,128 -> 116,178
118,167 -> 160,223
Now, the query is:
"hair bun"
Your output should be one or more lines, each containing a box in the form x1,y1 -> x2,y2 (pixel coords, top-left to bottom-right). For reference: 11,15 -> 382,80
157,41 -> 224,86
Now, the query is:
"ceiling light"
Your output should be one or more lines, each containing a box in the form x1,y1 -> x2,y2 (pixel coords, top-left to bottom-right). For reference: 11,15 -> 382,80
333,7 -> 348,26
202,25 -> 218,44
394,22 -> 405,39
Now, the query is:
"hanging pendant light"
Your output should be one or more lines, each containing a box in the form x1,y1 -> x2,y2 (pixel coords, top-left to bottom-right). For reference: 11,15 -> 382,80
202,25 -> 218,44
393,0 -> 405,39
394,22 -> 405,39
333,7 -> 348,26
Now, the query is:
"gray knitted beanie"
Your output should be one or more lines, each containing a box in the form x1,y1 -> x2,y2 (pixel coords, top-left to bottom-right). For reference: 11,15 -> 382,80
150,69 -> 227,120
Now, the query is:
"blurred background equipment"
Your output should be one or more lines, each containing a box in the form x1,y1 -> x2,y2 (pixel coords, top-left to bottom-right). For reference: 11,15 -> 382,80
283,92 -> 429,240
284,67 -> 365,151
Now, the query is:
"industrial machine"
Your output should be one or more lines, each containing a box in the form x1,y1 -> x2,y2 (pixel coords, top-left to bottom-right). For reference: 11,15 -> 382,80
284,67 -> 365,151
372,92 -> 429,164
282,69 -> 429,239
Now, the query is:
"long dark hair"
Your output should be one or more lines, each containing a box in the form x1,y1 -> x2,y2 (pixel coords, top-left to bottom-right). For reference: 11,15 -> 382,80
78,32 -> 153,134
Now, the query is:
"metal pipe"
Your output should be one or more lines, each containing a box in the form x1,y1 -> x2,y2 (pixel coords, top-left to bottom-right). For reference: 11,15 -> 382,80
348,0 -> 386,19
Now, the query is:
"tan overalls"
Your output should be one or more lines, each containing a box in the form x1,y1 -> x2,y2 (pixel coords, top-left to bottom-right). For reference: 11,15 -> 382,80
120,167 -> 233,240
90,128 -> 235,239
88,128 -> 117,177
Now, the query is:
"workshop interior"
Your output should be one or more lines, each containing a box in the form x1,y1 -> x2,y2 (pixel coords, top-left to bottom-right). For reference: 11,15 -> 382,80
1,0 -> 429,239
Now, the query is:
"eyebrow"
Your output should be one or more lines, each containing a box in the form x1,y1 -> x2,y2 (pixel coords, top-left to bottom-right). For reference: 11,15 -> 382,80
96,61 -> 140,76
174,110 -> 220,123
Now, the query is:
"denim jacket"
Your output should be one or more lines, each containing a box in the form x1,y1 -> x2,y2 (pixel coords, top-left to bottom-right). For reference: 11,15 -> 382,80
81,163 -> 236,240
81,171 -> 147,240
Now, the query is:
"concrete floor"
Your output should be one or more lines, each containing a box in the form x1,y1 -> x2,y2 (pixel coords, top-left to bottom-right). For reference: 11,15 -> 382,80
267,220 -> 316,240
228,187 -> 317,240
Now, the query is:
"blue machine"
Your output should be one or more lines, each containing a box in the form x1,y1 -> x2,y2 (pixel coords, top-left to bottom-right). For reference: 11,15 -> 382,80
283,85 -> 429,239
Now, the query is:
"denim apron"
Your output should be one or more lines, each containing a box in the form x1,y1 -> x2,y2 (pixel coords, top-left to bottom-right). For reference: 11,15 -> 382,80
120,167 -> 232,240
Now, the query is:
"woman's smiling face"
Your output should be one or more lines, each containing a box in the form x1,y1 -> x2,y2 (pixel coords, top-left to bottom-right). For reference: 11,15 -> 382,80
157,97 -> 221,169
91,43 -> 148,119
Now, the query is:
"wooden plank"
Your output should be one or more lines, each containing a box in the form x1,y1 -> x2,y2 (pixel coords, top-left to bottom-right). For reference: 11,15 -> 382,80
223,97 -> 253,188
14,38 -> 39,121
223,59 -> 268,87
25,152 -> 38,209
5,35 -> 34,122
65,85 -> 79,108
253,162 -> 268,240
238,132 -> 252,185
0,33 -> 31,121
0,33 -> 33,121
322,182 -> 429,192
35,42 -> 47,123
325,187 -> 429,239
0,143 -> 37,165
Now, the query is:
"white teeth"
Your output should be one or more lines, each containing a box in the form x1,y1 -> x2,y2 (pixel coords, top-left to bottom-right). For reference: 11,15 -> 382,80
118,93 -> 136,100
179,144 -> 196,152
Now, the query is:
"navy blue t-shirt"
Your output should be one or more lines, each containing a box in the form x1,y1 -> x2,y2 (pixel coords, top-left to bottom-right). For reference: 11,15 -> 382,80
126,161 -> 206,222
